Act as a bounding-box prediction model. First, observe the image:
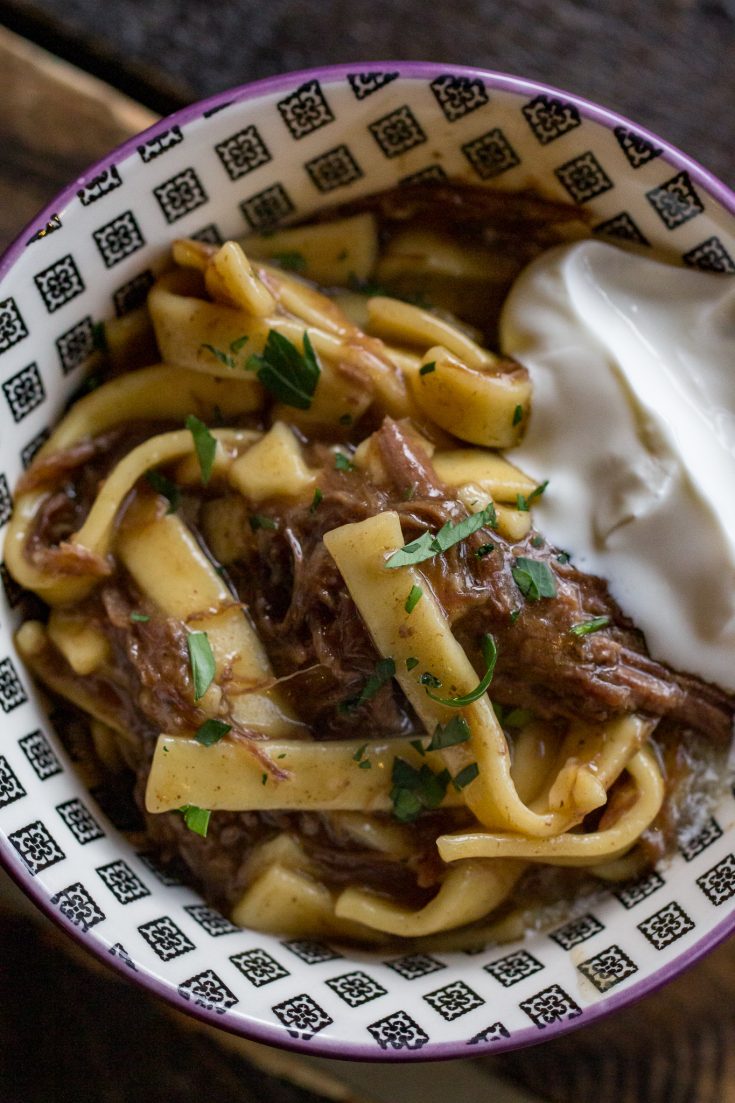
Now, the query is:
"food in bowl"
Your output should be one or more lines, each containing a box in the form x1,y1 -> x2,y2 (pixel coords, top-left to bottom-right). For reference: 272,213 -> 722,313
5,182 -> 734,948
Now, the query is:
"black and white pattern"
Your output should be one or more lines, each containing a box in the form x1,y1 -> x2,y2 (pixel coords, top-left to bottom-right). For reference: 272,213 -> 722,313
638,901 -> 695,950
277,81 -> 334,140
614,869 -> 665,909
56,797 -> 104,844
369,106 -> 427,158
281,939 -> 341,965
386,953 -> 446,980
578,945 -> 638,993
138,126 -> 184,163
462,128 -> 520,180
18,730 -> 62,780
154,168 -> 208,224
9,820 -> 65,875
550,913 -> 605,950
430,75 -> 489,122
96,860 -> 150,905
77,166 -> 123,206
0,297 -> 28,354
137,850 -> 185,887
184,904 -> 239,936
56,316 -> 95,374
683,235 -> 735,273
190,223 -> 222,245
347,72 -> 399,99
230,948 -> 290,987
0,756 -> 26,807
215,125 -> 271,180
697,853 -> 735,906
555,150 -> 614,203
326,971 -> 387,1008
0,475 -> 11,527
113,270 -> 155,316
594,211 -> 650,246
681,817 -> 723,861
178,969 -> 238,1014
646,171 -> 704,229
272,994 -> 333,1040
240,183 -> 294,230
34,255 -> 85,313
0,657 -> 27,713
484,950 -> 544,988
20,428 -> 50,469
305,144 -> 363,192
50,882 -> 105,932
93,211 -> 146,268
613,126 -> 662,169
519,984 -> 582,1029
423,980 -> 484,1022
109,943 -> 137,970
522,94 -> 581,144
467,1022 -> 511,1046
3,362 -> 45,422
139,916 -> 196,961
401,164 -> 448,186
367,1009 -> 429,1051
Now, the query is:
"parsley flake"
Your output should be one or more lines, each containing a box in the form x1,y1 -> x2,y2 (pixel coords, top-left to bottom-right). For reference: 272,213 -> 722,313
511,557 -> 557,602
405,585 -> 423,614
249,514 -> 277,531
334,452 -> 356,472
386,503 -> 496,569
570,615 -> 611,637
389,757 -> 450,822
187,631 -> 216,701
200,336 -> 249,370
146,469 -> 180,513
419,361 -> 436,376
179,804 -> 210,837
452,762 -> 479,791
353,743 -> 368,762
194,718 -> 231,746
516,481 -> 549,512
185,414 -> 217,485
428,714 -> 471,750
409,738 -> 426,757
475,543 -> 494,558
130,611 -> 150,623
310,488 -> 323,512
419,672 -> 442,688
343,658 -> 396,711
426,634 -> 497,708
261,773 -> 268,786
406,657 -> 419,671
512,404 -> 523,426
246,330 -> 320,410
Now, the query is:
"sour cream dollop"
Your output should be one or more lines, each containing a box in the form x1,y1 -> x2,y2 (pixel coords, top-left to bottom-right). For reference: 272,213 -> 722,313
500,239 -> 735,690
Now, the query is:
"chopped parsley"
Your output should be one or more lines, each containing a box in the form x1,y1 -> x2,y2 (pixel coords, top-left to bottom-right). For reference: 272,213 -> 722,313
129,611 -> 150,623
409,738 -> 426,757
386,503 -> 497,569
426,633 -> 497,708
509,609 -> 521,624
512,404 -> 523,426
310,487 -> 323,512
334,451 -> 356,472
452,762 -> 480,791
179,804 -> 210,837
261,773 -> 268,786
570,615 -> 611,637
200,335 -> 249,370
249,514 -> 277,532
358,759 -> 372,770
406,657 -> 419,671
185,414 -> 217,485
493,703 -> 533,729
557,551 -> 571,564
427,714 -> 471,750
405,585 -> 423,614
273,251 -> 306,271
530,534 -> 545,549
145,469 -> 180,513
246,329 -> 320,410
343,658 -> 396,711
419,672 -> 442,689
516,480 -> 549,512
187,631 -> 216,701
475,543 -> 494,558
194,718 -> 231,746
419,361 -> 436,376
389,757 -> 450,822
511,557 -> 557,602
352,743 -> 368,762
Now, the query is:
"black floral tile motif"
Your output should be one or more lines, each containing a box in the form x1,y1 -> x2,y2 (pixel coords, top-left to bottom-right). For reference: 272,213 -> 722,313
613,869 -> 665,909
56,797 -> 105,845
51,882 -> 105,932
550,913 -> 605,951
0,657 -> 27,713
484,949 -> 544,988
1,561 -> 23,607
347,71 -> 399,99
109,943 -> 137,970
113,270 -> 155,316
77,166 -> 122,206
190,223 -> 222,245
400,164 -> 448,186
137,125 -> 184,163
0,756 -> 26,807
277,80 -> 335,140
154,168 -> 209,224
367,1009 -> 429,1051
96,859 -> 150,905
272,994 -> 333,1040
683,236 -> 735,273
423,980 -> 484,1022
27,213 -> 63,245
697,853 -> 735,906
281,939 -> 341,965
240,183 -> 295,231
594,211 -> 650,246
430,75 -> 489,122
613,125 -> 662,169
20,428 -> 50,469
93,211 -> 146,268
55,316 -> 95,375
34,254 -> 85,313
178,969 -> 238,1014
184,904 -> 239,936
0,297 -> 28,354
230,948 -> 290,987
522,94 -> 581,144
520,984 -> 582,1029
578,944 -> 638,993
326,971 -> 387,1008
385,953 -> 446,980
462,128 -> 521,180
369,106 -> 427,159
555,151 -> 614,204
138,916 -> 196,961
305,144 -> 363,192
467,1021 -> 510,1046
638,901 -> 695,950
18,730 -> 62,780
3,362 -> 45,423
680,817 -> 723,862
0,475 -> 11,527
9,820 -> 65,875
215,125 -> 271,180
646,171 -> 704,229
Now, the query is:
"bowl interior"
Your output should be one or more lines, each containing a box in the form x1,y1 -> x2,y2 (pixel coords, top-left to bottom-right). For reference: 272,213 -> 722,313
1,63 -> 734,1060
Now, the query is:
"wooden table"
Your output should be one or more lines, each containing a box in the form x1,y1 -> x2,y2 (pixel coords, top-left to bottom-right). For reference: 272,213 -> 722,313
1,22 -> 734,1103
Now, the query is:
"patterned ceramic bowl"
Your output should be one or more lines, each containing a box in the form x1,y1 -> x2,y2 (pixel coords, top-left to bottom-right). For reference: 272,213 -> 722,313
1,63 -> 734,1061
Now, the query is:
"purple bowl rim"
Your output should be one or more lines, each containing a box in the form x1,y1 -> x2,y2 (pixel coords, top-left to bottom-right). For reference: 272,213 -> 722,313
1,59 -> 734,1062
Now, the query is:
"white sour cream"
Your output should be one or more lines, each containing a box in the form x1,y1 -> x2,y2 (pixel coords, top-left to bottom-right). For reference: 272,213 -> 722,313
500,240 -> 735,690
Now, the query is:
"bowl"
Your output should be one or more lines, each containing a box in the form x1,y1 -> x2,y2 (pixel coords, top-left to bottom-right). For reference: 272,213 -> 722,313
1,62 -> 734,1061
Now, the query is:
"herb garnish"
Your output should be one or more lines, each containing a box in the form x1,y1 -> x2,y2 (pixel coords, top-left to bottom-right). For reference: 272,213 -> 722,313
419,672 -> 442,689
201,335 -> 249,370
409,738 -> 426,757
419,361 -> 436,376
570,615 -> 611,637
509,609 -> 521,624
179,804 -> 210,837
246,330 -> 320,410
389,757 -> 450,823
343,658 -> 396,711
493,703 -> 533,729
185,414 -> 217,485
187,631 -> 216,701
427,714 -> 471,750
452,763 -> 479,791
261,773 -> 268,786
475,543 -> 494,558
334,452 -> 356,472
557,551 -> 571,564
273,251 -> 306,271
511,557 -> 557,602
130,611 -> 150,623
194,718 -> 231,746
310,488 -> 323,512
146,469 -> 180,513
512,404 -> 523,426
353,743 -> 367,762
425,633 -> 497,708
406,657 -> 419,671
405,585 -> 423,614
386,503 -> 497,569
530,534 -> 544,548
249,514 -> 277,531
516,480 -> 549,512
